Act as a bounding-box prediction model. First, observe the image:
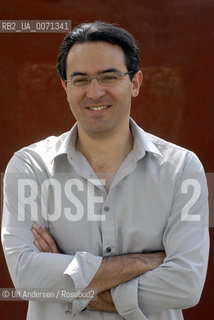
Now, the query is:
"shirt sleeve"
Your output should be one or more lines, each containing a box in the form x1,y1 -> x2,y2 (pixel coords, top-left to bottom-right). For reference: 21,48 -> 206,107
1,152 -> 102,316
111,278 -> 147,319
111,152 -> 209,319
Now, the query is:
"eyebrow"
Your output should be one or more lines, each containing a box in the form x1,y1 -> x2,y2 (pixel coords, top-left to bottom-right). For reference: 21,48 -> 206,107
69,68 -> 121,78
101,68 -> 121,74
69,71 -> 87,78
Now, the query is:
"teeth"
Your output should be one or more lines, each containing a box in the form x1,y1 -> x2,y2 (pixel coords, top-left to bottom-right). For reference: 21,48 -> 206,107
89,105 -> 109,111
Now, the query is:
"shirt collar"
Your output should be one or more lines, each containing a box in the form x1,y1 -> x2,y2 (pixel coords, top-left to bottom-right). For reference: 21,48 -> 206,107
50,123 -> 78,164
50,118 -> 163,164
130,118 -> 163,160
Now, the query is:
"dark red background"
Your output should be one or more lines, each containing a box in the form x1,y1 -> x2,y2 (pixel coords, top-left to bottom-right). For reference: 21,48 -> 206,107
0,0 -> 213,319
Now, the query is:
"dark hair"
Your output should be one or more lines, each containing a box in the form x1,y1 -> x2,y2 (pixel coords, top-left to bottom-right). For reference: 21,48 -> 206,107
56,21 -> 140,81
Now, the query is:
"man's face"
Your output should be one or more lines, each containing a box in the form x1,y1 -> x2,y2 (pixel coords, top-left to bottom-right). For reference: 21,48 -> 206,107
63,41 -> 142,136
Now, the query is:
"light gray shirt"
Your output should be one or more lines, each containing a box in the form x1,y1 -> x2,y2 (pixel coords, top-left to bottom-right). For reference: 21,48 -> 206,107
1,118 -> 209,320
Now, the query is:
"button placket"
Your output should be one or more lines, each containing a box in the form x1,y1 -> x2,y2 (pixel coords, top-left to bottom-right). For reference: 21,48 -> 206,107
101,196 -> 116,257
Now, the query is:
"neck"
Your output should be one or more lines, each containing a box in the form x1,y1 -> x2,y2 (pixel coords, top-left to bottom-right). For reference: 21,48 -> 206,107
76,119 -> 133,173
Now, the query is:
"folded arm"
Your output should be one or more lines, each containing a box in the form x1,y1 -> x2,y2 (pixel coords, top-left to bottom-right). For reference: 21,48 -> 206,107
30,152 -> 210,319
32,224 -> 165,313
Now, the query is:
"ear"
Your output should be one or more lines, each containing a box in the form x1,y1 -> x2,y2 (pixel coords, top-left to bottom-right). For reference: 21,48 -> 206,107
61,79 -> 67,93
131,71 -> 143,97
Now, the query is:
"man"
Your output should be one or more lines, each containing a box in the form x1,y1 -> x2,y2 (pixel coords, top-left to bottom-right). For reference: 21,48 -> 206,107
1,21 -> 209,320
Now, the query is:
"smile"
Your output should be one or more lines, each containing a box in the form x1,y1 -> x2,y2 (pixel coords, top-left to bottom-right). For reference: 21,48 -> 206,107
86,105 -> 111,111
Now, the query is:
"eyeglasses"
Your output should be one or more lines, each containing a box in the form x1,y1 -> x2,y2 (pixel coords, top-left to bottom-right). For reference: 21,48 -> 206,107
64,71 -> 134,88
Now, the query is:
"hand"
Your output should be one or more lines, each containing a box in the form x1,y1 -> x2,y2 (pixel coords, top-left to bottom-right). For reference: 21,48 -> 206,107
87,289 -> 117,313
31,223 -> 60,253
31,224 -> 116,312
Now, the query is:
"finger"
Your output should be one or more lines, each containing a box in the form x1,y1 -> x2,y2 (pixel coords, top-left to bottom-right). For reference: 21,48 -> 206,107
31,228 -> 52,252
37,226 -> 59,253
32,224 -> 59,253
34,240 -> 42,252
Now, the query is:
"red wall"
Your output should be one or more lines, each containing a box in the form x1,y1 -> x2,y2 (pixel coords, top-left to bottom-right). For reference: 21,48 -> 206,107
0,0 -> 213,318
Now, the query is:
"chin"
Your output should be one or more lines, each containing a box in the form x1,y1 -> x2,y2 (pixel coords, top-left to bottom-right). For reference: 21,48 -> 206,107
85,124 -> 114,137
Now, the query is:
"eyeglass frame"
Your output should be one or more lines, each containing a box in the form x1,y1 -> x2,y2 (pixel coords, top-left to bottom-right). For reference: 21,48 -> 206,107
63,70 -> 135,87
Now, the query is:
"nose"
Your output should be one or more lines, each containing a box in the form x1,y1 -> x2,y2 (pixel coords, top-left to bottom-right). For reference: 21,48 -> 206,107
86,78 -> 106,100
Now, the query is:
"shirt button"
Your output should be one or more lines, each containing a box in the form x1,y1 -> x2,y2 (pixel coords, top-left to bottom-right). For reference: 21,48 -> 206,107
104,206 -> 110,212
106,247 -> 112,253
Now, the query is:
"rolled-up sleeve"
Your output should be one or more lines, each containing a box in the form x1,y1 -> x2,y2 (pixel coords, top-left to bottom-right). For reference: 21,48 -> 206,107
64,251 -> 102,314
111,152 -> 209,319
111,278 -> 147,319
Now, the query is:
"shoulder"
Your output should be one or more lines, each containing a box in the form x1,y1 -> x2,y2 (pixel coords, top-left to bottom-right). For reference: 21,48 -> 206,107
5,131 -> 69,174
131,118 -> 202,170
145,132 -> 204,173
